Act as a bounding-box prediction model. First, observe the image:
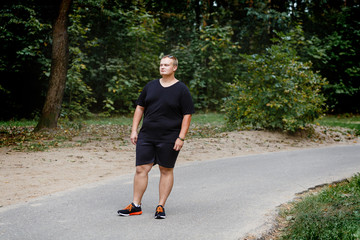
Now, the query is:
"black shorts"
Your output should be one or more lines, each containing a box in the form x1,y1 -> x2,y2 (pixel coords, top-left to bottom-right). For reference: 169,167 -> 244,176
136,139 -> 180,168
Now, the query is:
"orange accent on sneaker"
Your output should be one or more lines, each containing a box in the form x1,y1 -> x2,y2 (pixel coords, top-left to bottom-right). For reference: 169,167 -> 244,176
123,204 -> 133,211
156,206 -> 164,213
129,211 -> 142,216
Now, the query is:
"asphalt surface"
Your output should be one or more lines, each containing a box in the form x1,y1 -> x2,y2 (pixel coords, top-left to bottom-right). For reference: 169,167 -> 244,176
1,145 -> 359,240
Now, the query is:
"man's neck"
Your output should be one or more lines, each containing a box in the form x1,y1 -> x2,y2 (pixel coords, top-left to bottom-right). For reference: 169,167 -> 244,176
161,75 -> 176,82
160,75 -> 178,87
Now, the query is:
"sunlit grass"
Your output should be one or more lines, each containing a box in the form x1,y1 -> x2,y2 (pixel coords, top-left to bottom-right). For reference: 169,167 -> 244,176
317,114 -> 360,135
0,113 -> 227,150
81,112 -> 226,126
279,173 -> 360,240
191,112 -> 226,125
1,113 -> 359,151
0,120 -> 37,127
2,113 -> 358,130
82,115 -> 133,126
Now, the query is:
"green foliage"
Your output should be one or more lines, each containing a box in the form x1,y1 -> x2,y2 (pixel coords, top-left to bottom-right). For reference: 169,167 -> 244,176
1,0 -> 359,121
61,61 -> 96,120
240,2 -> 291,53
103,7 -> 164,113
0,3 -> 52,119
173,23 -> 238,110
321,19 -> 360,113
0,4 -> 51,72
281,174 -> 360,240
225,31 -> 327,132
294,4 -> 360,113
75,3 -> 163,114
61,10 -> 97,120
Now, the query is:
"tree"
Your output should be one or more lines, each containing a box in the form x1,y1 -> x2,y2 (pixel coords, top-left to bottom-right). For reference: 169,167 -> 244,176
35,0 -> 72,131
286,0 -> 360,113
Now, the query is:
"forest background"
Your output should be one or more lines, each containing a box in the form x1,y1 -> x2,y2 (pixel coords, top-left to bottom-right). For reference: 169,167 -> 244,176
1,0 -> 359,131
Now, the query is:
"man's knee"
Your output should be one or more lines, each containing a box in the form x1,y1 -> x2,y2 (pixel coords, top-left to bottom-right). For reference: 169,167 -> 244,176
159,166 -> 174,176
135,164 -> 152,175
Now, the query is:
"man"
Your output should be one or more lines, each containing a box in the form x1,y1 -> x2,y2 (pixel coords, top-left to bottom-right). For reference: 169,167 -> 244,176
117,55 -> 195,219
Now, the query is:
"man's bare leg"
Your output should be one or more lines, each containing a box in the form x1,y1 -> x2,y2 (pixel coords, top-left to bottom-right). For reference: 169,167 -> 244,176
158,166 -> 174,206
133,163 -> 153,205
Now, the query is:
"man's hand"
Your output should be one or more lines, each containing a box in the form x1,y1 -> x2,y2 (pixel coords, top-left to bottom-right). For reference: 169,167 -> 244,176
130,131 -> 138,145
173,138 -> 184,151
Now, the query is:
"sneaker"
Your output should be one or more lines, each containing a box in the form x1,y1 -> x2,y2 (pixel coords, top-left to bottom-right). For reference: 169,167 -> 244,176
117,203 -> 142,216
154,205 -> 166,219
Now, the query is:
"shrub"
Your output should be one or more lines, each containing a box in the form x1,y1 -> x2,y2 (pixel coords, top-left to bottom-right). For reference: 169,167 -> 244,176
225,39 -> 328,132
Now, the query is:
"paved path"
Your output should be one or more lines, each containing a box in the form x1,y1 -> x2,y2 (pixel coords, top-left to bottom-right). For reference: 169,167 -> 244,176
1,145 -> 359,240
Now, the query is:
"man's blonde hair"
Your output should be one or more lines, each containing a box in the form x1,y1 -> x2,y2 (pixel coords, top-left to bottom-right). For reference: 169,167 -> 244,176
162,55 -> 178,67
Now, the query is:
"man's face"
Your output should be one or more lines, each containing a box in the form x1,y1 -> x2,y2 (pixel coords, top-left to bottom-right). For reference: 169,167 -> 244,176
159,57 -> 177,76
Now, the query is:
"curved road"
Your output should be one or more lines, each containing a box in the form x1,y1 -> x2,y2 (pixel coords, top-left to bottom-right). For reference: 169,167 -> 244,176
1,145 -> 359,240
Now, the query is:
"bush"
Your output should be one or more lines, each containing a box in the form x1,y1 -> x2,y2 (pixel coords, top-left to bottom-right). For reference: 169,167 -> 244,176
225,37 -> 328,132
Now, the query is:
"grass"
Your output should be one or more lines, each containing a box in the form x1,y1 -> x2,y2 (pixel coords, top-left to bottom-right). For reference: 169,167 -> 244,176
0,119 -> 37,127
317,114 -> 360,135
277,174 -> 360,240
1,113 -> 359,151
191,112 -> 226,125
82,115 -> 133,126
83,112 -> 227,126
0,113 -> 227,151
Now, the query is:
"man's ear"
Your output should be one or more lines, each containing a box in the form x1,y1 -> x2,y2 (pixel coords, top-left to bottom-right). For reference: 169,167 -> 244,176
173,65 -> 178,72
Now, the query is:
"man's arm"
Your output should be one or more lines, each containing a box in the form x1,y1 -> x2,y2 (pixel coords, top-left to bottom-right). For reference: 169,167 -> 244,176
173,114 -> 192,151
130,105 -> 145,145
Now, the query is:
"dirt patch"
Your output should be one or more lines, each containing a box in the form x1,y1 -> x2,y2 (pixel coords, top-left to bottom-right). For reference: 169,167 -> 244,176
0,125 -> 358,208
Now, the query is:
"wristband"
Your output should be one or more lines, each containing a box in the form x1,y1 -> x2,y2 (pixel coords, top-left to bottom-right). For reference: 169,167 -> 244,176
178,137 -> 185,141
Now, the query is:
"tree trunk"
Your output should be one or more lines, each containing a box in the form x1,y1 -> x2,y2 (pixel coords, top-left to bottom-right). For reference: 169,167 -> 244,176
35,0 -> 72,131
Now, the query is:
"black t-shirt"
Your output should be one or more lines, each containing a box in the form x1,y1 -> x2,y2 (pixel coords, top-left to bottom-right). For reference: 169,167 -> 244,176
136,79 -> 195,143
